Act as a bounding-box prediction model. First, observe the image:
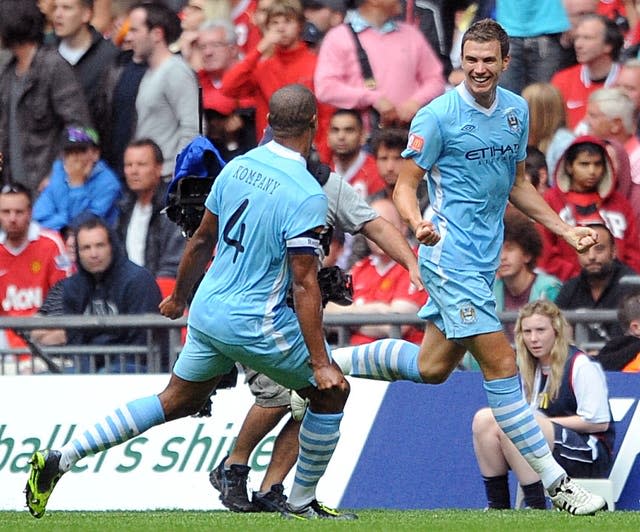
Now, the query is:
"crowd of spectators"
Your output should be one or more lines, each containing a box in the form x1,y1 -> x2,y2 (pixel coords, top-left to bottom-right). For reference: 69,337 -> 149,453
1,0 -> 640,374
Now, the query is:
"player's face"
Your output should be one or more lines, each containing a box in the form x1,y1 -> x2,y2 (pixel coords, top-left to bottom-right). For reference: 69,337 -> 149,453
615,67 -> 640,110
577,226 -> 615,276
461,39 -> 509,107
267,15 -> 301,49
77,226 -> 113,275
124,145 -> 162,196
498,241 -> 531,279
520,314 -> 556,363
53,0 -> 90,39
328,114 -> 364,157
0,193 -> 31,242
574,18 -> 609,64
566,151 -> 605,192
128,8 -> 154,61
375,144 -> 403,187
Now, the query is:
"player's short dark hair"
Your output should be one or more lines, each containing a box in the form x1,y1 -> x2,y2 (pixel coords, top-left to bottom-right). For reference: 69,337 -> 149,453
0,0 -> 45,47
131,1 -> 182,45
127,138 -> 164,164
0,182 -> 33,208
618,291 -> 640,332
331,108 -> 363,129
268,84 -> 317,138
462,18 -> 510,61
503,209 -> 542,271
370,128 -> 408,157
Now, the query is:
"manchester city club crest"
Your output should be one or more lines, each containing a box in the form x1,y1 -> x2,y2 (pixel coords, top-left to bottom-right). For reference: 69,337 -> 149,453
505,109 -> 520,133
459,303 -> 477,324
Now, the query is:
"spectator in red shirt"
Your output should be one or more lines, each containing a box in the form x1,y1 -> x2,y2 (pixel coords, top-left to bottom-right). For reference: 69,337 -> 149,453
196,19 -> 258,155
222,0 -> 333,158
327,108 -> 385,199
551,14 -> 624,130
0,183 -> 70,359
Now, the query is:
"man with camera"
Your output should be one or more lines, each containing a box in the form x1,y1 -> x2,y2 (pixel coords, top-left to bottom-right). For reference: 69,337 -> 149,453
208,149 -> 423,514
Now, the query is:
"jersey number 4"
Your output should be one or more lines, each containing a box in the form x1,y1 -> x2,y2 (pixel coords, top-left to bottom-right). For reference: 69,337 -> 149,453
223,199 -> 248,263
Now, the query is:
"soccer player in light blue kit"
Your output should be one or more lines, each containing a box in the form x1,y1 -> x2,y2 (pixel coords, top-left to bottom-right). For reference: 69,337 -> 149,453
332,19 -> 607,515
24,85 -> 356,521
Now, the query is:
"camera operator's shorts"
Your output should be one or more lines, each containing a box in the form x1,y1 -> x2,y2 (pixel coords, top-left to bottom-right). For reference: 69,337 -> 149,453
417,260 -> 502,339
174,325 -> 321,390
243,366 -> 291,408
551,422 -> 612,478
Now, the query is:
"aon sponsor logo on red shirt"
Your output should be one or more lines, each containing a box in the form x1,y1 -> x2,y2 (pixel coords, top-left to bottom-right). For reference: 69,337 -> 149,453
2,285 -> 43,312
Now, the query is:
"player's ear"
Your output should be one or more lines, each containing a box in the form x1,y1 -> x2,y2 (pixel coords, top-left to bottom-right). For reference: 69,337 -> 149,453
502,53 -> 511,72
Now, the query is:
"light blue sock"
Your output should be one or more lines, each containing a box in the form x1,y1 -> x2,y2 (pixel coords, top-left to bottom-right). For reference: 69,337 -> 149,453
484,376 -> 564,489
288,409 -> 342,508
332,339 -> 423,382
58,395 -> 165,472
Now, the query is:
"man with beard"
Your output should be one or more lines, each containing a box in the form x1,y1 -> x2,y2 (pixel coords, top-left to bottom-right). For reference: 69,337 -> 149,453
555,222 -> 639,345
327,108 -> 385,200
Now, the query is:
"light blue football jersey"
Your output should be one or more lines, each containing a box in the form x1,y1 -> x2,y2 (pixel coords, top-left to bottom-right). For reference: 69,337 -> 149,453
402,83 -> 529,271
188,141 -> 327,346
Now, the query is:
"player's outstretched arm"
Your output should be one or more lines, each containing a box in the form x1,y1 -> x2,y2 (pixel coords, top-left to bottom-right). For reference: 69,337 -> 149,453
361,216 -> 424,291
509,161 -> 597,253
160,209 -> 219,319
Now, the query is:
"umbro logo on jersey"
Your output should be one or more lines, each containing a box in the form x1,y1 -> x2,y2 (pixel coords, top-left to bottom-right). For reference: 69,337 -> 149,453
567,100 -> 583,109
461,124 -> 476,132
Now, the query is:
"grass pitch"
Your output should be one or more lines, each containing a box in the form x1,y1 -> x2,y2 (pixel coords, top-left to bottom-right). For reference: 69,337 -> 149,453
1,509 -> 640,531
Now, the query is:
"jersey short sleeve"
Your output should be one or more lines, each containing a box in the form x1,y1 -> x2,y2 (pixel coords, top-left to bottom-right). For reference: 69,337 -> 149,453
402,106 -> 443,170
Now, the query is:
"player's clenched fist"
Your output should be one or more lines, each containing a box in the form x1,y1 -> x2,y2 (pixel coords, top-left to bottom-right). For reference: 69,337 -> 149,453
414,220 -> 441,246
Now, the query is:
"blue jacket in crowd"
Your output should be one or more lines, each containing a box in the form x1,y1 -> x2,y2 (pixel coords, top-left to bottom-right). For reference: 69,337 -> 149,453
33,158 -> 122,230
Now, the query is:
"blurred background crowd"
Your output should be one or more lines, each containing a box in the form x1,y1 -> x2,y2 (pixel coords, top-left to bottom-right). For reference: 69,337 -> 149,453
1,0 -> 640,374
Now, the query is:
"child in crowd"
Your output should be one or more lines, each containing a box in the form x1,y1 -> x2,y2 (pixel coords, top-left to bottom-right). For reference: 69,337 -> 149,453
33,126 -> 121,231
539,135 -> 640,281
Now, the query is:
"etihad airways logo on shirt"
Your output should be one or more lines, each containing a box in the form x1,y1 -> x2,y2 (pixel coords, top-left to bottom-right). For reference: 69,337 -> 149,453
465,143 -> 520,161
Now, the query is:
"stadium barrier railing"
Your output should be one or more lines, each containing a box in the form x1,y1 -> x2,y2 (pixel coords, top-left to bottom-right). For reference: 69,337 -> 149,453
0,309 -> 620,375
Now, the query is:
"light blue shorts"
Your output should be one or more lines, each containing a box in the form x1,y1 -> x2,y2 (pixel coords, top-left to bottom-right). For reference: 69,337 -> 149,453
418,260 -> 502,340
173,325 -> 320,391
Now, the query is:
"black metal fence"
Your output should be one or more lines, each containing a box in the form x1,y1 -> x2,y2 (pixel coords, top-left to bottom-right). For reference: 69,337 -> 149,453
0,309 -> 621,375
